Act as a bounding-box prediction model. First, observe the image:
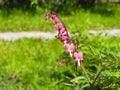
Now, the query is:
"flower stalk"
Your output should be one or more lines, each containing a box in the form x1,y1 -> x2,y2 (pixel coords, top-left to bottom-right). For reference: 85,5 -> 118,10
80,61 -> 91,85
45,11 -> 101,88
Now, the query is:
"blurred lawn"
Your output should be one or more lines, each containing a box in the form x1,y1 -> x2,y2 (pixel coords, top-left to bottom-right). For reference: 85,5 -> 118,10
0,3 -> 120,32
0,2 -> 120,90
0,39 -> 64,89
0,34 -> 119,89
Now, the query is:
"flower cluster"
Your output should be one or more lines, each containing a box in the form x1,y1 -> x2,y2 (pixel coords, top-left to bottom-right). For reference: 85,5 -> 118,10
45,13 -> 83,66
50,15 -> 69,43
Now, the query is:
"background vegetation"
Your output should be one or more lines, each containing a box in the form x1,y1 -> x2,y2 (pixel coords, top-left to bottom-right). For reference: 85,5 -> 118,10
0,34 -> 120,89
0,0 -> 120,89
0,0 -> 120,32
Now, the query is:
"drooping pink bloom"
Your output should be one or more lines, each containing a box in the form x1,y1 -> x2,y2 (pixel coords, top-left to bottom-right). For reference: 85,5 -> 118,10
74,52 -> 83,61
57,23 -> 63,30
56,27 -> 66,38
54,17 -> 58,24
73,52 -> 83,66
64,43 -> 75,57
59,27 -> 66,35
61,34 -> 69,43
65,43 -> 75,52
50,15 -> 57,20
50,15 -> 58,24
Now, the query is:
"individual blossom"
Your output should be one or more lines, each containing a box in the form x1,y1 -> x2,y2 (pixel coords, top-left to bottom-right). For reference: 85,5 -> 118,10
50,14 -> 57,20
59,27 -> 66,35
61,34 -> 69,44
54,17 -> 58,24
50,14 -> 58,25
56,27 -> 66,38
57,23 -> 67,36
57,23 -> 63,30
64,43 -> 75,57
73,52 -> 83,66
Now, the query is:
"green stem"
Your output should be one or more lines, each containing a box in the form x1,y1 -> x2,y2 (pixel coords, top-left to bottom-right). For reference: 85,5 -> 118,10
80,61 -> 91,85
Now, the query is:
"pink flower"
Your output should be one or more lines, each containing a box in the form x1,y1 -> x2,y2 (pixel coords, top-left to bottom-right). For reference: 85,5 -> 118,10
50,15 -> 58,24
61,34 -> 69,43
57,23 -> 63,30
54,17 -> 58,24
73,52 -> 83,66
74,52 -> 83,61
50,15 -> 57,20
64,43 -> 75,52
64,43 -> 75,57
59,27 -> 66,35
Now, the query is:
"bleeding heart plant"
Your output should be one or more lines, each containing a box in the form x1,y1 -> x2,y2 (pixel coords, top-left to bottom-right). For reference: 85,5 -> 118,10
45,12 -> 116,89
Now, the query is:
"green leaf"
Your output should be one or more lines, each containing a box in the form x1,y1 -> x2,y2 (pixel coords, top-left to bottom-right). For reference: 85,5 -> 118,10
70,76 -> 85,82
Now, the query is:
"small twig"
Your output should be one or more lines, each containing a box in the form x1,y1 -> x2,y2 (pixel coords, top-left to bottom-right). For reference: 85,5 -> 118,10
80,61 -> 91,85
90,61 -> 116,89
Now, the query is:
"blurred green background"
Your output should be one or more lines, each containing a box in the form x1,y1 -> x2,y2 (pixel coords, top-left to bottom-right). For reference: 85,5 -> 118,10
0,0 -> 120,90
0,0 -> 120,32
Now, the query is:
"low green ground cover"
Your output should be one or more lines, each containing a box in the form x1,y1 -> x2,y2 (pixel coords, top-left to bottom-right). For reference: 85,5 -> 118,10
0,33 -> 119,89
0,3 -> 120,32
0,2 -> 120,90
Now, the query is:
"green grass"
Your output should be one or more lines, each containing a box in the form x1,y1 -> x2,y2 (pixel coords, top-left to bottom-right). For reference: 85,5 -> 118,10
0,3 -> 120,89
0,9 -> 54,32
0,38 -> 64,89
0,33 -> 119,89
0,3 -> 120,32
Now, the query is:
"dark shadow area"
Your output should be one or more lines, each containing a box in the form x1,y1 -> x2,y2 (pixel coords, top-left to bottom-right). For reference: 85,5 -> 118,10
0,0 -> 37,16
88,2 -> 119,17
0,0 -> 120,17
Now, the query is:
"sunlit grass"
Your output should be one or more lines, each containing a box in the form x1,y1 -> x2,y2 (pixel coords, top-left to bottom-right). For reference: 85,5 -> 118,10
0,3 -> 120,32
0,34 -> 119,89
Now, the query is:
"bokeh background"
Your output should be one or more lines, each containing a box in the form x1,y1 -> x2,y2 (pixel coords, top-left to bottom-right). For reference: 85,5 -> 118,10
0,0 -> 120,90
